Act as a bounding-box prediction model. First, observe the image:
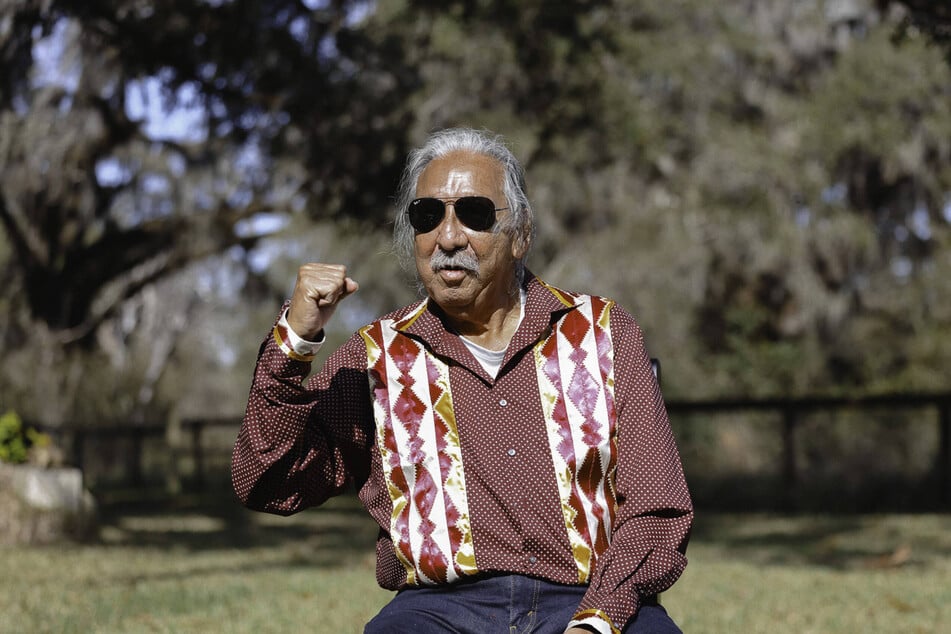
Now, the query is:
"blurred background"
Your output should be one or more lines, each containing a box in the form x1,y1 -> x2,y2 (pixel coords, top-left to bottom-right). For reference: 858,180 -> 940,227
1,0 -> 950,631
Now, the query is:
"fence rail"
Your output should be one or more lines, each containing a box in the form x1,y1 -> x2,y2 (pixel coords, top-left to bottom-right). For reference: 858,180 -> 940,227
33,418 -> 240,491
666,392 -> 951,509
30,391 -> 951,508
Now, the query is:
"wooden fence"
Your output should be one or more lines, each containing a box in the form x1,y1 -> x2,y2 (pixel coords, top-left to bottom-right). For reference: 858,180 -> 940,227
34,418 -> 239,491
666,392 -> 951,509
32,391 -> 951,508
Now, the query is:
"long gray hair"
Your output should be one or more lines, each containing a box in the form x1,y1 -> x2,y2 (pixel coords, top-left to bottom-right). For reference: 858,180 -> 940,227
392,128 -> 535,279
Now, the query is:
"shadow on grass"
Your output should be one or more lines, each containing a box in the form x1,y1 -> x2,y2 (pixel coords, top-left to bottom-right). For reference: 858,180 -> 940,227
86,470 -> 950,578
79,548 -> 373,590
691,512 -> 951,571
689,472 -> 948,514
92,478 -> 380,566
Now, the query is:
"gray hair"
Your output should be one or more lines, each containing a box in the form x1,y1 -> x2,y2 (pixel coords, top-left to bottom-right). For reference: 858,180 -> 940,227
392,128 -> 535,279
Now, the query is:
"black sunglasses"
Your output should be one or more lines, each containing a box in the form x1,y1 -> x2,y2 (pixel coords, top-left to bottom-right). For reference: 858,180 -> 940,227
407,196 -> 509,233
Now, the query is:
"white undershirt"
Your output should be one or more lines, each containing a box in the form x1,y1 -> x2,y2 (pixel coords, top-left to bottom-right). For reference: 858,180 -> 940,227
460,289 -> 526,378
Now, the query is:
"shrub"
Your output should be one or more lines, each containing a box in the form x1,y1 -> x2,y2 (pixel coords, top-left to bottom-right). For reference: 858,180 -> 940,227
0,411 -> 50,465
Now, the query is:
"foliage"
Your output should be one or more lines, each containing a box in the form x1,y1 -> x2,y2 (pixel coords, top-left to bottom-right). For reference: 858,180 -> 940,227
0,410 -> 50,464
883,0 -> 951,64
0,410 -> 27,463
1,0 -> 950,426
0,0 -> 415,343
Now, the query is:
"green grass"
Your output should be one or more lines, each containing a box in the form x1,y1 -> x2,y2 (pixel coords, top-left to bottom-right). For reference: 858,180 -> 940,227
2,493 -> 949,633
663,513 -> 951,633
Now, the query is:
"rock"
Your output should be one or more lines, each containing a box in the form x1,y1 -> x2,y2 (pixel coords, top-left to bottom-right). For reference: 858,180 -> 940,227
0,463 -> 97,544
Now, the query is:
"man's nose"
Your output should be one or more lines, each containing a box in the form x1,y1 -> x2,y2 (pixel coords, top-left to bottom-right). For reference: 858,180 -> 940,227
435,204 -> 469,250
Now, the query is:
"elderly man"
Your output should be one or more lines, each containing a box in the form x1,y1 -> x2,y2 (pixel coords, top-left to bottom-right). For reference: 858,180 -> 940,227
232,128 -> 693,633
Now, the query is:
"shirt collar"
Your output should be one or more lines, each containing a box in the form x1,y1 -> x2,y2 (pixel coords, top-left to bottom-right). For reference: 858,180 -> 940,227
389,271 -> 580,380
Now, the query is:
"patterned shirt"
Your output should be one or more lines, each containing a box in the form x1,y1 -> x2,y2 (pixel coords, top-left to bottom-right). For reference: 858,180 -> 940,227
231,273 -> 693,633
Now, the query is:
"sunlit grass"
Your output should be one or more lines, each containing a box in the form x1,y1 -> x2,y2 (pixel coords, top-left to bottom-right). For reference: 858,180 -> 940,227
2,495 -> 391,634
665,514 -> 951,634
2,496 -> 949,633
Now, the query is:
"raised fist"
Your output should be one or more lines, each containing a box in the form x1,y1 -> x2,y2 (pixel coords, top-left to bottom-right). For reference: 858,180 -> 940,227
286,263 -> 359,340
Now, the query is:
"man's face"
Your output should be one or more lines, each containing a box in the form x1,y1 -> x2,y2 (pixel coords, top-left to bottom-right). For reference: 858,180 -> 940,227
413,151 -> 525,318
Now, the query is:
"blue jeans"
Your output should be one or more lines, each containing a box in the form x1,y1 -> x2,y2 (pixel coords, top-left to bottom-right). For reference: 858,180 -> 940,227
364,574 -> 681,633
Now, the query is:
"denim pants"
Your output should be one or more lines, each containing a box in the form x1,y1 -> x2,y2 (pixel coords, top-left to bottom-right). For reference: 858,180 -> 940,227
364,574 -> 682,634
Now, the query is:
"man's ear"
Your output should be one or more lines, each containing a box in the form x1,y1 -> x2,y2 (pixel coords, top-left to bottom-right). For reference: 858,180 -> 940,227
510,208 -> 532,259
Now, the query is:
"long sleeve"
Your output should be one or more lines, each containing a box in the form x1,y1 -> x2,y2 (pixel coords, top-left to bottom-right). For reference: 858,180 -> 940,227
231,312 -> 374,515
569,307 -> 693,633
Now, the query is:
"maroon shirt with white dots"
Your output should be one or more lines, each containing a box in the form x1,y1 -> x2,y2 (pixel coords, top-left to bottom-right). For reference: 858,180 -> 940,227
232,273 -> 693,632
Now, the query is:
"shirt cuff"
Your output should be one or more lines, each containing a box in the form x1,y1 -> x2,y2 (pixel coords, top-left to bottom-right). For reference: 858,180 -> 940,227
567,610 -> 619,634
273,309 -> 324,362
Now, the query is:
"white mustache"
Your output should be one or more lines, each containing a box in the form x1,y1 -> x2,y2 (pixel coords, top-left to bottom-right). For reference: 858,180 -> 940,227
430,250 -> 479,276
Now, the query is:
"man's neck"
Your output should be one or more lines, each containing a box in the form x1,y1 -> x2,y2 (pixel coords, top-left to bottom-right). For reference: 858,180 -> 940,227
440,287 -> 525,352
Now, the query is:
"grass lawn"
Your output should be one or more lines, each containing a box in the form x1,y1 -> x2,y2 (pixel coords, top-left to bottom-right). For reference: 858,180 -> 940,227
2,492 -> 949,633
663,513 -> 951,633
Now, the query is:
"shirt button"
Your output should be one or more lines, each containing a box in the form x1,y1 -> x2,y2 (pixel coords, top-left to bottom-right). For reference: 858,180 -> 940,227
507,448 -> 516,457
528,555 -> 538,564
498,398 -> 508,407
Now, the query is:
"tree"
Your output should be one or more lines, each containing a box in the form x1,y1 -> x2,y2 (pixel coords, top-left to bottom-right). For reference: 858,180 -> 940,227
386,0 -> 951,397
882,0 -> 951,63
0,0 -> 427,423
2,0 -> 950,428
0,0 -> 416,344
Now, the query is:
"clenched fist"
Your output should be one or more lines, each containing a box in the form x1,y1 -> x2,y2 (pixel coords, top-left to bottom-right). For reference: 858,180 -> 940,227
286,263 -> 359,340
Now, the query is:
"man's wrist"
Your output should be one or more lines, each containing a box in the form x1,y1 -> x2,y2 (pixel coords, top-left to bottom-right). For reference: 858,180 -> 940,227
567,610 -> 618,634
274,309 -> 324,362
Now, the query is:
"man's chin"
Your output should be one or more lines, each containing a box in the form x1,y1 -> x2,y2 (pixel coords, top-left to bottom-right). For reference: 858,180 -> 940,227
427,281 -> 475,310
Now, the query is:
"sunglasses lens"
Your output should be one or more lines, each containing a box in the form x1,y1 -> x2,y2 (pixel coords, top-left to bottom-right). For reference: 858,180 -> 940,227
407,196 -> 499,233
454,197 -> 497,231
408,198 -> 446,233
